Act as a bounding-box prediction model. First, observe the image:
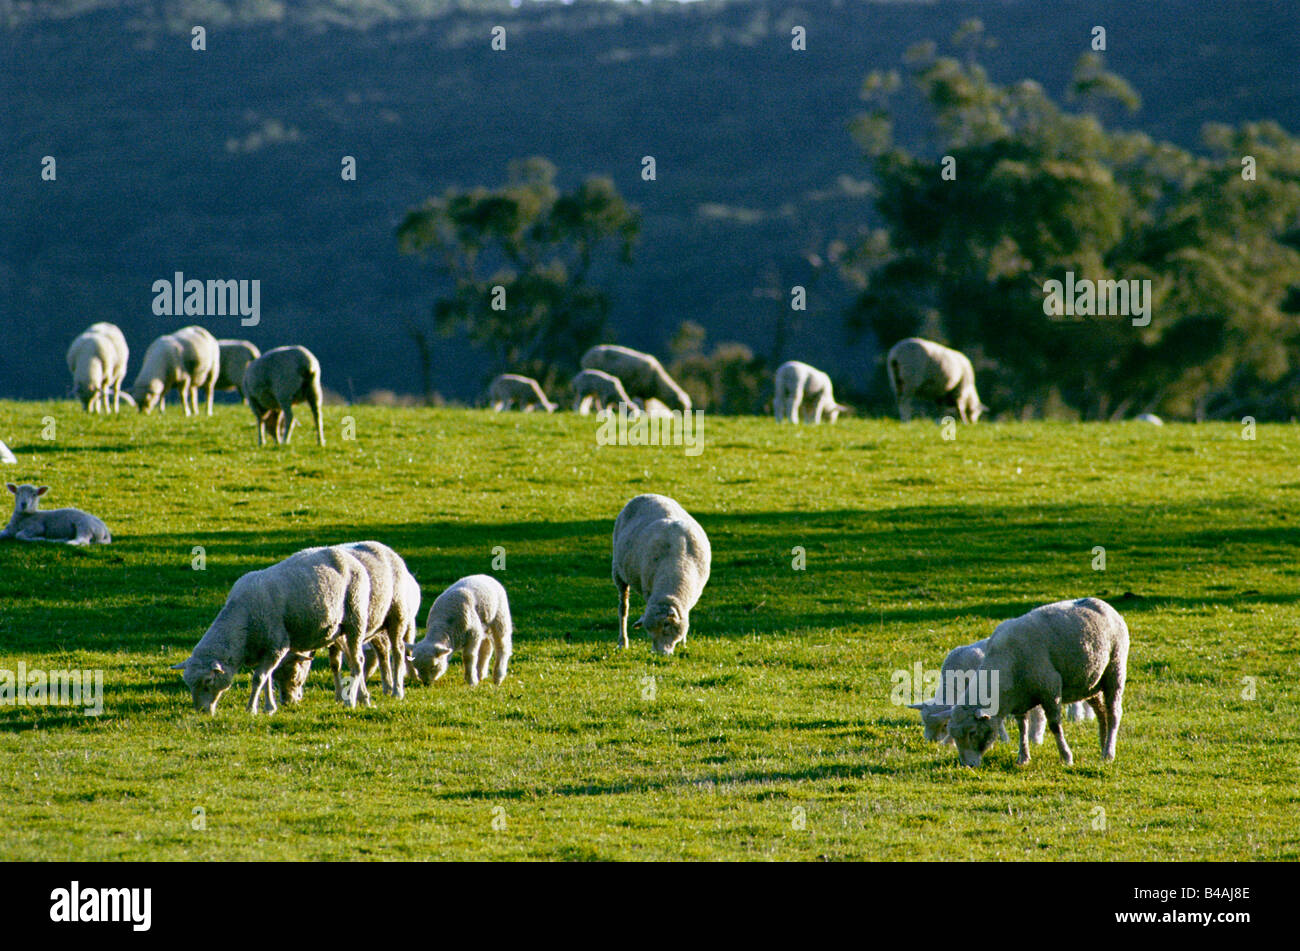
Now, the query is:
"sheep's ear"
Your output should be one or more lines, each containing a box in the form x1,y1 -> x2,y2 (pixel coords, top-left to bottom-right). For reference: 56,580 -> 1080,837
907,701 -> 927,710
433,644 -> 453,659
5,483 -> 16,494
975,710 -> 992,721
170,659 -> 190,670
210,660 -> 226,675
927,705 -> 953,726
35,486 -> 49,496
632,615 -> 645,629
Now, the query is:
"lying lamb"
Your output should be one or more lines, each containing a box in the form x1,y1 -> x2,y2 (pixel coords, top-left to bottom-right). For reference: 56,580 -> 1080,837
773,360 -> 848,424
131,325 -> 221,416
410,575 -> 513,686
581,344 -> 692,412
571,368 -> 639,417
243,345 -> 325,446
612,493 -> 711,655
1,483 -> 111,545
886,337 -> 986,423
927,598 -> 1129,767
488,374 -> 556,413
67,323 -> 129,413
172,545 -> 372,714
215,339 -> 261,399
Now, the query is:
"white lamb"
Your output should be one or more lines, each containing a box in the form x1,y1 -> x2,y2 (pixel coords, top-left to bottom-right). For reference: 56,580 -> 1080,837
571,368 -> 639,417
215,340 -> 261,399
773,360 -> 848,424
911,639 -> 1045,746
612,493 -> 711,655
242,345 -> 325,446
1,483 -> 111,545
66,324 -> 129,413
887,337 -> 986,423
488,374 -> 556,413
580,344 -> 692,412
410,574 -> 513,686
172,545 -> 372,715
131,325 -> 220,416
926,598 -> 1129,767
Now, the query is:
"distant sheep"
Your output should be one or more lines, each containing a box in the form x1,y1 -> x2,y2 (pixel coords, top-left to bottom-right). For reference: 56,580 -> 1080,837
215,340 -> 261,399
66,323 -> 129,413
773,360 -> 848,424
2,483 -> 111,545
131,325 -> 220,416
581,345 -> 692,412
410,575 -> 513,685
612,494 -> 711,655
243,345 -> 325,446
172,545 -> 372,714
1135,413 -> 1163,425
887,337 -> 986,423
927,598 -> 1129,767
488,374 -> 556,413
571,369 -> 639,417
0,440 -> 16,465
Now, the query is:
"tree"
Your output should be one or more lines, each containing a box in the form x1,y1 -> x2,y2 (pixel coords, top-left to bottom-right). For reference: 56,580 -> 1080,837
397,158 -> 639,394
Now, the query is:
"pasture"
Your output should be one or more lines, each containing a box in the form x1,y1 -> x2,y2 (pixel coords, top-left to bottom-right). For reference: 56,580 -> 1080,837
0,401 -> 1295,860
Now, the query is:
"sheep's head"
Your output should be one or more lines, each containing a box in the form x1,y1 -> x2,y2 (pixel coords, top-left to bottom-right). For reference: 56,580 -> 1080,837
274,654 -> 314,705
7,483 -> 48,513
410,639 -> 452,684
908,700 -> 950,744
134,380 -> 164,414
636,600 -> 688,656
945,704 -> 1000,767
173,658 -> 234,715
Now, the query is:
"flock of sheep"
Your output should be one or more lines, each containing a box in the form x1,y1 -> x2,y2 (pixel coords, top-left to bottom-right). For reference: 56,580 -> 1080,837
4,323 -> 1133,768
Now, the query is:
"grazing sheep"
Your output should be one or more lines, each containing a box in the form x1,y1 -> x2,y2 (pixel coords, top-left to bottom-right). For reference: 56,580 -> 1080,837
773,360 -> 848,424
1135,413 -> 1164,425
242,345 -> 325,446
612,494 -> 711,655
927,598 -> 1129,767
328,542 -> 421,700
1,483 -> 112,545
215,340 -> 261,399
0,440 -> 16,464
66,324 -> 129,413
171,545 -> 372,715
580,345 -> 692,412
410,575 -> 513,686
571,369 -> 639,417
131,325 -> 220,416
488,374 -> 556,413
887,337 -> 986,423
909,638 -> 1045,746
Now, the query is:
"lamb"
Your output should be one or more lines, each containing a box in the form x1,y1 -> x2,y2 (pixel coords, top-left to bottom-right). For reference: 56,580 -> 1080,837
131,325 -> 221,416
215,340 -> 261,399
66,324 -> 129,413
409,575 -> 513,686
773,360 -> 848,424
611,494 -> 711,655
242,345 -> 325,446
171,545 -> 372,715
580,344 -> 692,412
488,374 -> 556,413
910,638 -> 1045,746
1,483 -> 112,545
886,337 -> 987,423
571,369 -> 639,417
926,598 -> 1129,767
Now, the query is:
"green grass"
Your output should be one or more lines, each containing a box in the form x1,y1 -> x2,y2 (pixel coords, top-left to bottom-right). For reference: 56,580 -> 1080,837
1,400 -> 1296,861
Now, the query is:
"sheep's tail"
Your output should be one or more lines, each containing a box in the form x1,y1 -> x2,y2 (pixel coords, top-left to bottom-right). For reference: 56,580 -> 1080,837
888,357 -> 904,397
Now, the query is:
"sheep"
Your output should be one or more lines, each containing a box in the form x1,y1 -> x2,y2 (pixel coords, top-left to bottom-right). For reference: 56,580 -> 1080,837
773,360 -> 848,424
171,545 -> 372,715
1135,413 -> 1164,425
634,398 -> 675,420
131,325 -> 220,416
909,638 -> 1046,746
488,374 -> 556,413
571,368 -> 639,417
215,340 -> 261,400
0,440 -> 16,464
886,337 -> 986,423
328,542 -> 421,700
580,344 -> 692,412
1,483 -> 112,545
926,598 -> 1129,767
410,575 -> 513,686
66,324 -> 129,413
612,493 -> 711,655
242,345 -> 325,446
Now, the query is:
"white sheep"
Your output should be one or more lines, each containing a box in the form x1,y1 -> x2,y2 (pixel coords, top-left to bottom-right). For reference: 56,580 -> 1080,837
332,541 -> 421,700
131,325 -> 220,416
1,483 -> 111,545
581,344 -> 692,412
242,345 -> 325,446
0,440 -> 16,465
571,368 -> 639,417
612,493 -> 711,655
66,324 -> 129,413
488,374 -> 556,413
886,337 -> 986,423
773,360 -> 848,424
910,638 -> 1047,746
172,545 -> 372,714
634,398 -> 675,420
410,574 -> 513,686
215,339 -> 261,399
1135,413 -> 1164,425
927,598 -> 1129,767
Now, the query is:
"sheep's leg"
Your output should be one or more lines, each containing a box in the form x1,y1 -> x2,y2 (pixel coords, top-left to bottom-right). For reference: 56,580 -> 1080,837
997,718 -> 1012,743
616,581 -> 630,649
280,405 -> 296,444
1040,699 -> 1073,766
789,385 -> 804,424
336,637 -> 367,708
205,377 -> 215,416
113,382 -> 121,413
1100,679 -> 1123,761
372,635 -> 395,696
476,639 -> 493,683
462,635 -> 482,685
329,643 -> 345,701
310,387 -> 324,446
248,651 -> 287,714
1087,694 -> 1110,757
897,396 -> 913,422
492,634 -> 511,685
1016,713 -> 1032,765
1027,706 -> 1047,744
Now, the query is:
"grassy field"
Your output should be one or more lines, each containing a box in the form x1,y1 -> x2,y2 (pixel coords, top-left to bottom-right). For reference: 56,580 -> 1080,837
0,399 -> 1296,861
